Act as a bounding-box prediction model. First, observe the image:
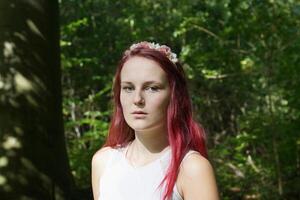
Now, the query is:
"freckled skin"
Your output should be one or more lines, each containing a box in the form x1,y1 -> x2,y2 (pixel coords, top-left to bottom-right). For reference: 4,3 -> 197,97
120,56 -> 171,132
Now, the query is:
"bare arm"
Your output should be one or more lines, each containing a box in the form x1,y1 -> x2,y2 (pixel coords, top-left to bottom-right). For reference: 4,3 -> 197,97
177,153 -> 219,200
91,147 -> 111,200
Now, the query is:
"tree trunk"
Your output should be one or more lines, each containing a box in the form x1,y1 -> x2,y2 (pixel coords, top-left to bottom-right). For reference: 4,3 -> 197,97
0,1 -> 74,199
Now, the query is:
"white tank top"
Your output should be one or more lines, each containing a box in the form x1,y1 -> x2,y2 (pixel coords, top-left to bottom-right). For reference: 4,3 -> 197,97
99,145 -> 198,200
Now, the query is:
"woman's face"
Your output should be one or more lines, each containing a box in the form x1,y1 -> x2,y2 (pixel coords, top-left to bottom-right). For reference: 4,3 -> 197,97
120,56 -> 171,132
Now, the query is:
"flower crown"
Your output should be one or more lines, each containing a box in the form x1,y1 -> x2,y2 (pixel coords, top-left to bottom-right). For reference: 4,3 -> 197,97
125,41 -> 178,63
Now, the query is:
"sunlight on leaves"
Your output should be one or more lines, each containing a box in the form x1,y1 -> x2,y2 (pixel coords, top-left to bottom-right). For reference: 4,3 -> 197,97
0,157 -> 8,167
14,72 -> 34,93
201,69 -> 225,79
0,175 -> 7,186
26,19 -> 45,39
3,42 -> 15,58
2,136 -> 21,150
240,57 -> 254,71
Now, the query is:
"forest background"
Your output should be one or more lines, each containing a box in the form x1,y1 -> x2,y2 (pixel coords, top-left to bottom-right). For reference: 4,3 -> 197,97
1,0 -> 299,200
60,0 -> 300,199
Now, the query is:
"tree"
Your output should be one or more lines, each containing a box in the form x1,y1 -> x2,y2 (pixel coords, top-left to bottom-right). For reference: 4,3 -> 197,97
0,1 -> 74,199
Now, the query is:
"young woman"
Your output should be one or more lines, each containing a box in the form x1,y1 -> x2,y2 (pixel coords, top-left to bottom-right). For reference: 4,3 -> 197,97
92,41 -> 219,200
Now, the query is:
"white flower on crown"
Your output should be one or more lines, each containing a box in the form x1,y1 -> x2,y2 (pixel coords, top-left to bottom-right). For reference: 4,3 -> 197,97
128,41 -> 178,63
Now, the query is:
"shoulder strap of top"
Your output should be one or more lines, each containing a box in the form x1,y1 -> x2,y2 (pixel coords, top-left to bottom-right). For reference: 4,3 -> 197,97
102,147 -> 122,175
159,149 -> 199,200
158,147 -> 172,174
159,149 -> 200,173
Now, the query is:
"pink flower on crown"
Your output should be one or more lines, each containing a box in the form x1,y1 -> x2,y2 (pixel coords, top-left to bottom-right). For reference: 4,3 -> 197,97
126,41 -> 178,63
158,45 -> 171,54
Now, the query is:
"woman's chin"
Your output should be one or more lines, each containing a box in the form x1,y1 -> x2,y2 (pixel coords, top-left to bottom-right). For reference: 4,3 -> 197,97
131,125 -> 152,132
128,123 -> 154,132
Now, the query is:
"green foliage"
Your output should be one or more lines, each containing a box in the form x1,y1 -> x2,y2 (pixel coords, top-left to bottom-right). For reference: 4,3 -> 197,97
60,0 -> 300,199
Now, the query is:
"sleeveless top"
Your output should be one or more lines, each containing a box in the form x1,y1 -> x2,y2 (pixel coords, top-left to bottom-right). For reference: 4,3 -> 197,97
99,145 -> 199,200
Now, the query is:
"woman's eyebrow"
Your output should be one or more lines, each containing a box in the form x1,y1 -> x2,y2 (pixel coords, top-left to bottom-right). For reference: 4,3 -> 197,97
121,81 -> 163,84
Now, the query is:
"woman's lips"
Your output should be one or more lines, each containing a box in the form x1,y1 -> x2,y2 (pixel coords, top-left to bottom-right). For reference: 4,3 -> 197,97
132,111 -> 147,118
133,114 -> 147,118
132,111 -> 147,114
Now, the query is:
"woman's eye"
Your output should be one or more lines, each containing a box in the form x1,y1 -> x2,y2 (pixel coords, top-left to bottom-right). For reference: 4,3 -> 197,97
122,86 -> 134,92
145,86 -> 160,92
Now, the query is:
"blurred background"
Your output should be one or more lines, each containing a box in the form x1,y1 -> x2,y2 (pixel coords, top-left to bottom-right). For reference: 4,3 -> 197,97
60,0 -> 300,199
1,0 -> 299,199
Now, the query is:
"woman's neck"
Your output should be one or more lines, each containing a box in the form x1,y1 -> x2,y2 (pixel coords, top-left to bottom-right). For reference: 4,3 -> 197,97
133,132 -> 169,153
127,127 -> 169,164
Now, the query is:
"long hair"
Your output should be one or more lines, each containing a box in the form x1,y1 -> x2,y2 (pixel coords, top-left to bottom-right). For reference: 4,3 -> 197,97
103,45 -> 208,200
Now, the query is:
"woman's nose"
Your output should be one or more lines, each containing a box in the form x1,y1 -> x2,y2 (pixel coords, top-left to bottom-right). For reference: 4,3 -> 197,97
133,90 -> 145,106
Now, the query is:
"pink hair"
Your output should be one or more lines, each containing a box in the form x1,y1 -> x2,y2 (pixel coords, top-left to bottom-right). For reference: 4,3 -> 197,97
103,46 -> 208,200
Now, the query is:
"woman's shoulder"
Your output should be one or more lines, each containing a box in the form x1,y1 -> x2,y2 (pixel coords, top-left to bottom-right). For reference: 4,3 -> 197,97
92,145 -> 124,168
180,151 -> 213,175
92,146 -> 113,162
177,150 -> 219,199
91,146 -> 115,200
92,147 -> 114,172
